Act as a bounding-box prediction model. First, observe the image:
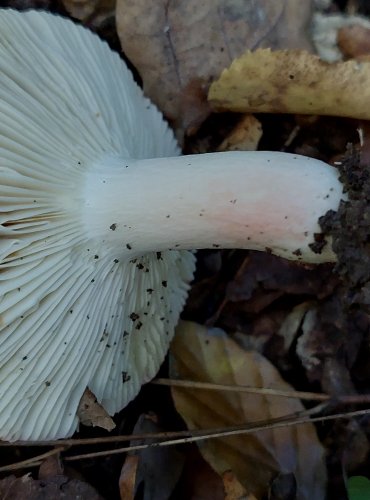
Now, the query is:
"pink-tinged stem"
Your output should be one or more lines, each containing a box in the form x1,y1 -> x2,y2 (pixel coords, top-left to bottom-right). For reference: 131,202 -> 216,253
82,151 -> 344,263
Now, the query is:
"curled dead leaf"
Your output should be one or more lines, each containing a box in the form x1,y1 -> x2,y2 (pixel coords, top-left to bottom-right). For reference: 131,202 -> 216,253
209,48 -> 370,120
77,388 -> 116,431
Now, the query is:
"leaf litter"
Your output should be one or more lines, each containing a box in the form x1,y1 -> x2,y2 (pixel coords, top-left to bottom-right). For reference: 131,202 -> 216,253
170,321 -> 327,500
116,0 -> 313,139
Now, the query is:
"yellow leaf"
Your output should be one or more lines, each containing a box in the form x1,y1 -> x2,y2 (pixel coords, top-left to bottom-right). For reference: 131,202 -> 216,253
170,321 -> 326,500
217,115 -> 262,152
209,48 -> 370,120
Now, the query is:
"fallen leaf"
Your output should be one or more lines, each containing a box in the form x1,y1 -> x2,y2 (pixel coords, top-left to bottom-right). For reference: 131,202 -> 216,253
224,253 -> 334,304
0,473 -> 103,500
116,0 -> 313,136
77,388 -> 116,431
338,24 -> 370,58
178,78 -> 211,137
176,446 -> 225,500
296,298 -> 365,384
119,455 -> 139,500
39,454 -> 64,480
312,13 -> 370,62
269,472 -> 297,500
223,470 -> 256,500
128,413 -> 185,500
62,0 -> 115,27
170,321 -> 327,499
217,115 -> 262,152
209,48 -> 370,120
276,302 -> 312,353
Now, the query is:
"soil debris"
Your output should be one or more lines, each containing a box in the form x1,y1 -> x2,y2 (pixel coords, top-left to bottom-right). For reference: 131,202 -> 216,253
320,147 -> 370,302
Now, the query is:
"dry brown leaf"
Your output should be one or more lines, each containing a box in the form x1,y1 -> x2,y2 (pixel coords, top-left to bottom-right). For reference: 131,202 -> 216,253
338,24 -> 370,58
170,321 -> 327,500
77,388 -> 116,431
223,470 -> 256,500
119,455 -> 139,500
128,413 -> 185,500
312,13 -> 370,62
38,454 -> 63,480
217,115 -> 262,152
62,0 -> 115,26
116,0 -> 313,136
177,447 -> 225,500
0,473 -> 103,500
209,48 -> 370,120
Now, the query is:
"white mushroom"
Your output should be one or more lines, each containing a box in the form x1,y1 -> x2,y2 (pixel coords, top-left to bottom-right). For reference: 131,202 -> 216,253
0,9 -> 344,441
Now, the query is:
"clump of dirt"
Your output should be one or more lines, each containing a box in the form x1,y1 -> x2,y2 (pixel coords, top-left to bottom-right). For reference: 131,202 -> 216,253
320,147 -> 370,305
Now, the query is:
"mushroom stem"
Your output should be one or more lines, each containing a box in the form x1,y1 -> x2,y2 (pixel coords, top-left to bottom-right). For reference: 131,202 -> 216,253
82,151 -> 344,263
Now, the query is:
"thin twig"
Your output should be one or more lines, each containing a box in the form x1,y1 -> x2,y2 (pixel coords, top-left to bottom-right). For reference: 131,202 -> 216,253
1,407 -> 368,470
153,378 -> 329,401
0,430 -> 195,448
153,378 -> 370,405
0,447 -> 65,472
64,408 -> 370,462
3,378 -> 368,450
0,404 -> 323,449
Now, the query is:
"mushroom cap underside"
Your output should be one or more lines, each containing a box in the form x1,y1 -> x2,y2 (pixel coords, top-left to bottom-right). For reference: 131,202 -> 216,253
0,9 -> 195,441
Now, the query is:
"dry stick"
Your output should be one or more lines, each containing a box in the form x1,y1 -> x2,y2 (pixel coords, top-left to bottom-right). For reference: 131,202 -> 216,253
1,383 -> 367,450
153,378 -> 329,401
153,378 -> 370,405
63,408 -> 370,462
0,447 -> 65,473
6,408 -> 321,469
0,430 -> 193,448
0,406 -> 368,471
0,403 -> 324,450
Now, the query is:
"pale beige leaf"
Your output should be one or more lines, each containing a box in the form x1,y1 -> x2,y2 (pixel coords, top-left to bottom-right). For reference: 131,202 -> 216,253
116,0 -> 313,136
77,388 -> 116,431
277,302 -> 312,352
209,48 -> 370,120
170,321 -> 326,500
217,115 -> 262,152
